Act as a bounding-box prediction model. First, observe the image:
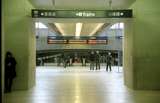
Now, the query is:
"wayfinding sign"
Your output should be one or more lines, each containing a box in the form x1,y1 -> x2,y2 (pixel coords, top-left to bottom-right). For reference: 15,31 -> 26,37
32,9 -> 132,18
47,36 -> 109,44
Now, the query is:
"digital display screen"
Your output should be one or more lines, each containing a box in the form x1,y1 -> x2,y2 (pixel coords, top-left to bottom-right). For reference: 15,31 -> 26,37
47,36 -> 108,44
69,40 -> 87,44
88,40 -> 107,44
48,40 -> 67,44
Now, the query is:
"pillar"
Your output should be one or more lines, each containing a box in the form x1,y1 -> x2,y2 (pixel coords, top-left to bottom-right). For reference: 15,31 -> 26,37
3,0 -> 36,90
124,0 -> 160,90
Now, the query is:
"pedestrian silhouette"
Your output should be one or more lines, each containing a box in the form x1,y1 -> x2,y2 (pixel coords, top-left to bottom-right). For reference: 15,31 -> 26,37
90,51 -> 95,70
106,52 -> 112,72
5,51 -> 17,93
95,51 -> 100,70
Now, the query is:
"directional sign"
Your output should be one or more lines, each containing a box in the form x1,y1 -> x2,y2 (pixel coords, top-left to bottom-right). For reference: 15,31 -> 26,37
47,36 -> 108,40
47,36 -> 109,44
32,9 -> 132,18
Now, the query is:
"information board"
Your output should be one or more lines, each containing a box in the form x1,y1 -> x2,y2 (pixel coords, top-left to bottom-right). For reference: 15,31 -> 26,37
47,36 -> 108,44
32,9 -> 132,18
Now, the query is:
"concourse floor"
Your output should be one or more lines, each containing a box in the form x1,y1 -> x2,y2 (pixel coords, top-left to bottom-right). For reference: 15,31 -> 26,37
4,66 -> 160,103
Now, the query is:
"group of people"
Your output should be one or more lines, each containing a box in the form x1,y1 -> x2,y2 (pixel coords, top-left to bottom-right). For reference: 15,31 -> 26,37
62,55 -> 73,68
56,51 -> 113,71
4,51 -> 113,93
57,54 -> 74,68
89,51 -> 113,71
57,54 -> 88,68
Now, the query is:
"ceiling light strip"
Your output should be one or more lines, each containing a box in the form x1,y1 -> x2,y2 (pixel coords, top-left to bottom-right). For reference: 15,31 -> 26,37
54,23 -> 65,35
89,23 -> 104,36
76,23 -> 83,37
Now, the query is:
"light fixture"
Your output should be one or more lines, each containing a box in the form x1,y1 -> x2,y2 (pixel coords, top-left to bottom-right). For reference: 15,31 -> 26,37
35,22 -> 48,29
76,23 -> 83,37
110,23 -> 124,29
54,23 -> 65,35
89,23 -> 104,36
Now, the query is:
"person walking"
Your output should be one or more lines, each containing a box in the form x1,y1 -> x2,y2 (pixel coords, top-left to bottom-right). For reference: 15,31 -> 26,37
5,51 -> 17,93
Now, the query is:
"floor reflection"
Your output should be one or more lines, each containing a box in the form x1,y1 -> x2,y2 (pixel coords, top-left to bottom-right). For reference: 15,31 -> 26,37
4,66 -> 160,103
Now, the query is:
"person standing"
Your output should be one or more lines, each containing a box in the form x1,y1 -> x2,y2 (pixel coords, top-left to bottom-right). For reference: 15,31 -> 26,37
69,56 -> 72,66
63,54 -> 67,68
106,52 -> 112,72
95,51 -> 101,70
82,56 -> 86,66
90,51 -> 95,70
57,56 -> 61,66
40,58 -> 44,66
5,51 -> 17,93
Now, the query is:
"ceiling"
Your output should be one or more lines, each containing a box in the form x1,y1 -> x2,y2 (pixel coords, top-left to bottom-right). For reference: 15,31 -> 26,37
29,0 -> 135,10
30,0 -> 135,36
46,23 -> 110,36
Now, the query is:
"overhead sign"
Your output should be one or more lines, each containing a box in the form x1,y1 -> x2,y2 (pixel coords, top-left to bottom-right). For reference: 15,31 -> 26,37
32,9 -> 132,18
47,36 -> 108,40
47,36 -> 109,44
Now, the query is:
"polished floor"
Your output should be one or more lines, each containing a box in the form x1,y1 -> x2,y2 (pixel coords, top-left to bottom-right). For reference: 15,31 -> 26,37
4,66 -> 160,103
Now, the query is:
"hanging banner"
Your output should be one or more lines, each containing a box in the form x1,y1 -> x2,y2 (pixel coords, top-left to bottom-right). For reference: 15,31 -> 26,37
32,9 -> 133,18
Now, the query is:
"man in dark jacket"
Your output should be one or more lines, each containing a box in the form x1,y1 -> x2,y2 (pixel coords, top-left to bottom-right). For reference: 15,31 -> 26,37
90,51 -> 95,70
95,51 -> 101,70
106,52 -> 112,72
81,56 -> 86,66
5,51 -> 17,93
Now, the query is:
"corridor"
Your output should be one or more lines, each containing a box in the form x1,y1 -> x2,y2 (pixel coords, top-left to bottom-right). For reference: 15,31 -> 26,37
4,66 -> 160,103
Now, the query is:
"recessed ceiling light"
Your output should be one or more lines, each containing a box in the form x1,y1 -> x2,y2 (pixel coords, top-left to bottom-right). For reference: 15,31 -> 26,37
54,23 -> 65,35
76,23 -> 83,37
89,23 -> 104,36
35,22 -> 48,29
